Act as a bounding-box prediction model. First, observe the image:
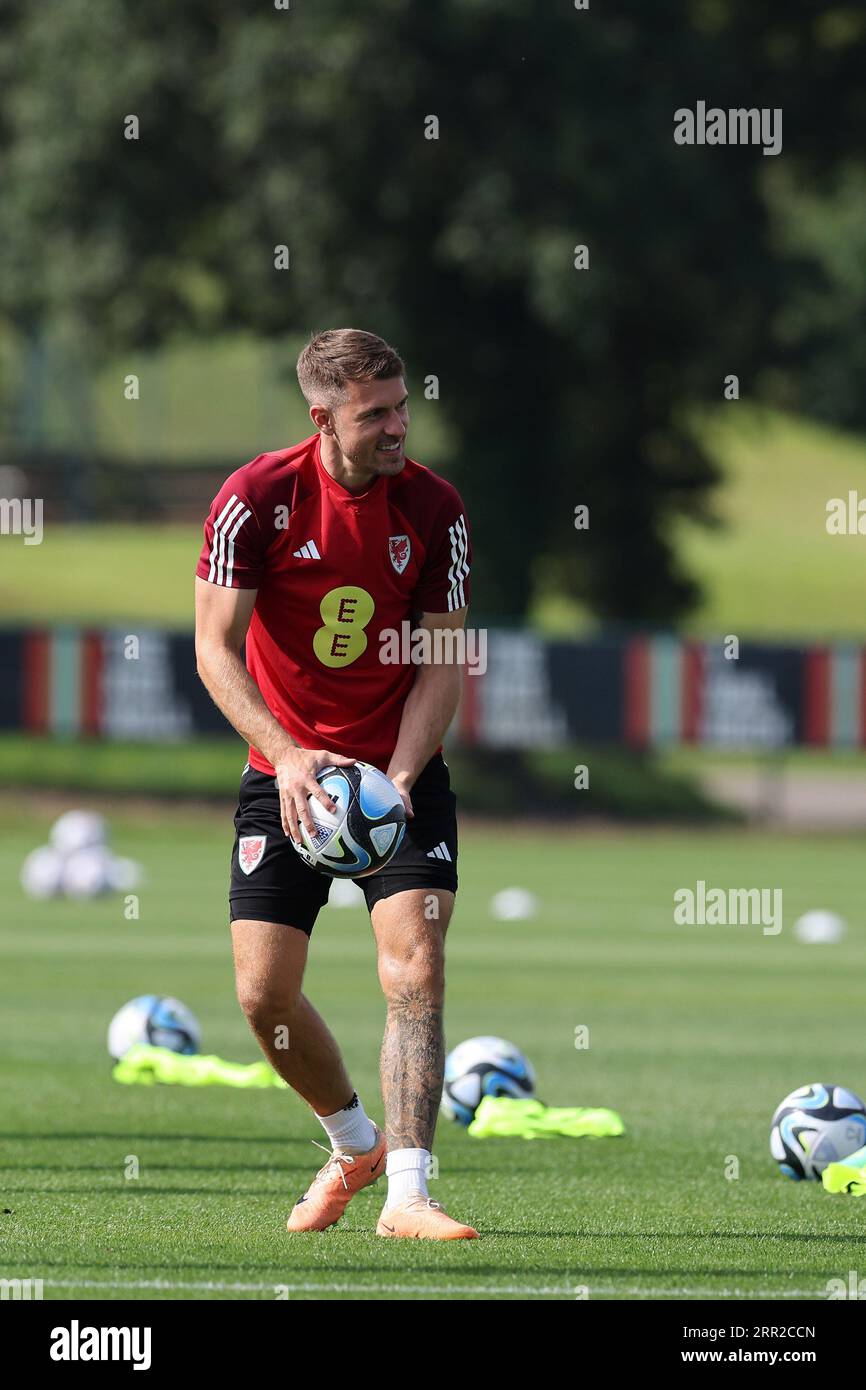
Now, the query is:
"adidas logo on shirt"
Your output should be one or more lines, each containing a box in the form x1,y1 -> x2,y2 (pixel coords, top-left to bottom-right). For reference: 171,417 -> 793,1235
293,540 -> 321,560
426,841 -> 452,862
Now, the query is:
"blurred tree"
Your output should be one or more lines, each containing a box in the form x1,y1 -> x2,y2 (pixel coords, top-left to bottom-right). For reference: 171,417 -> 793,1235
0,0 -> 864,619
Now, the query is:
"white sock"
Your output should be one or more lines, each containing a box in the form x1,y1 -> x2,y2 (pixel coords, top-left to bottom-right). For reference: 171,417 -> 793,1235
385,1148 -> 430,1207
315,1091 -> 378,1155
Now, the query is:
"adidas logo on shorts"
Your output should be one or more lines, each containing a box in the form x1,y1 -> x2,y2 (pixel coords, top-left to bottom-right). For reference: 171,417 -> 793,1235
426,841 -> 452,862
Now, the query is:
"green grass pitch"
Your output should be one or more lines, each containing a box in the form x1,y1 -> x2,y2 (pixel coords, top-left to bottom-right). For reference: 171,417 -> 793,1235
2,800 -> 866,1301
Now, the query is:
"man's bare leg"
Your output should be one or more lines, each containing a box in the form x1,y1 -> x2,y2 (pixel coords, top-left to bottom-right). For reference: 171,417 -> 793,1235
231,918 -> 353,1114
370,888 -> 477,1235
372,888 -> 453,1151
233,918 -> 386,1231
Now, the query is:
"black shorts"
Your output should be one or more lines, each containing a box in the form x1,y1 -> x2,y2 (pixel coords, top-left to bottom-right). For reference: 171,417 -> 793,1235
229,753 -> 459,935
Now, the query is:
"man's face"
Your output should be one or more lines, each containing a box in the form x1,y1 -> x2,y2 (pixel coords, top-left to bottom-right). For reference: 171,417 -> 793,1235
327,376 -> 409,477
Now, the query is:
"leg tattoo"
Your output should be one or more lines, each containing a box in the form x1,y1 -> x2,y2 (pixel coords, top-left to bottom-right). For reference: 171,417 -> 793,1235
381,982 -> 444,1151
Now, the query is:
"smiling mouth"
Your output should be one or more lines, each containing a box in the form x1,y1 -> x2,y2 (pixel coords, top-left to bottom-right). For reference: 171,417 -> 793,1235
376,441 -> 403,453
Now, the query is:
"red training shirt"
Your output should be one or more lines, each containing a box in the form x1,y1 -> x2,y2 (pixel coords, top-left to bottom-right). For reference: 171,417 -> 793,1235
196,432 -> 472,774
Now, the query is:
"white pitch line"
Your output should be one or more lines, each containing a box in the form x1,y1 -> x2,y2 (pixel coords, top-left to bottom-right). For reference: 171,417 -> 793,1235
40,1277 -> 824,1299
36,1278 -> 579,1297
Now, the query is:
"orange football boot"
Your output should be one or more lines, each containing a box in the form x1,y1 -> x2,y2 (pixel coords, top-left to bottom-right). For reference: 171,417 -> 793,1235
286,1125 -> 387,1232
376,1193 -> 479,1239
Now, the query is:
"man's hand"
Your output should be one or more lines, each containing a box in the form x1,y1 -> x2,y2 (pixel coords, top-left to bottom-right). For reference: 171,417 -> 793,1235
388,773 -> 415,820
273,747 -> 356,842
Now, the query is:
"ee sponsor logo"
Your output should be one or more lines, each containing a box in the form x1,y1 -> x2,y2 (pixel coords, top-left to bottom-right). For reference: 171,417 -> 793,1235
313,586 -> 375,668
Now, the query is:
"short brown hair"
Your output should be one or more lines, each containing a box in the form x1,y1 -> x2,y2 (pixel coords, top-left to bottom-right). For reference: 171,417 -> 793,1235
296,329 -> 405,409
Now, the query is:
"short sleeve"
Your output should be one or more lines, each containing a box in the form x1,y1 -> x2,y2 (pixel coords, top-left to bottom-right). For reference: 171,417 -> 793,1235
413,497 -> 472,614
196,480 -> 263,589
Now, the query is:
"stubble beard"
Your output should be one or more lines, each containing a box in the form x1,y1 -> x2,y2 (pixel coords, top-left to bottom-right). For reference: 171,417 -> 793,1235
335,428 -> 405,481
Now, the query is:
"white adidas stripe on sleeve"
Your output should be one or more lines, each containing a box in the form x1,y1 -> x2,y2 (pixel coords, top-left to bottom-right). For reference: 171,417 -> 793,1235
208,494 -> 252,586
446,514 -> 469,612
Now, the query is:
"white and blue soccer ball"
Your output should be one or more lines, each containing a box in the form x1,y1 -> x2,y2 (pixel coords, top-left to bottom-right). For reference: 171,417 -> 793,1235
440,1036 -> 536,1126
292,762 -> 407,878
108,995 -> 201,1061
770,1083 -> 866,1180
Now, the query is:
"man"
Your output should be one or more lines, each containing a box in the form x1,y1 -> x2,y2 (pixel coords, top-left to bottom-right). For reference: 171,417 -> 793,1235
194,329 -> 478,1239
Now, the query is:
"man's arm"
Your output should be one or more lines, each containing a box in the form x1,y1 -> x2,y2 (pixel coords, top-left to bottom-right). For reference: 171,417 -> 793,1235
385,606 -> 468,817
194,577 -> 354,839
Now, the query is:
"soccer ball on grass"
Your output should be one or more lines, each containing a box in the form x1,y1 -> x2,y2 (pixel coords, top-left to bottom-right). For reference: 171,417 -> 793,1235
440,1036 -> 536,1126
108,995 -> 200,1061
770,1082 -> 866,1180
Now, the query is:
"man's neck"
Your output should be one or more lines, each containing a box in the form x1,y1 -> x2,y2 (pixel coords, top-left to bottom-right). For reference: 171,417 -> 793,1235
319,434 -> 376,495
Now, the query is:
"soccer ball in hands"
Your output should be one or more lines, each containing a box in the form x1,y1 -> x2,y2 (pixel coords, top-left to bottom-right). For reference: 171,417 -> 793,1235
292,762 -> 406,878
108,995 -> 201,1061
770,1082 -> 866,1180
440,1036 -> 536,1126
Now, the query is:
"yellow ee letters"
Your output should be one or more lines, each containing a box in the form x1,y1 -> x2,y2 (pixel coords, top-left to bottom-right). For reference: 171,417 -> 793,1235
313,586 -> 375,668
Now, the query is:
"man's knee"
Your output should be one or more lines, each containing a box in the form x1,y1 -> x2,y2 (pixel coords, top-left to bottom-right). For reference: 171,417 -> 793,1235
236,978 -> 302,1029
378,943 -> 445,1007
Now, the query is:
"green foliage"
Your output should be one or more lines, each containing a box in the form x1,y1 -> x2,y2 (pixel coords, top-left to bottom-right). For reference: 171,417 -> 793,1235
1,2 -> 865,618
